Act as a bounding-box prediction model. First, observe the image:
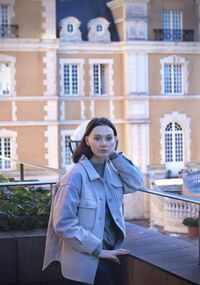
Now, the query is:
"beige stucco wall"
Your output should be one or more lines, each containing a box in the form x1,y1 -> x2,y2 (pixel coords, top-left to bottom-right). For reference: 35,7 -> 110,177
15,0 -> 44,38
16,126 -> 48,165
16,101 -> 46,121
15,52 -> 45,96
0,102 -> 12,121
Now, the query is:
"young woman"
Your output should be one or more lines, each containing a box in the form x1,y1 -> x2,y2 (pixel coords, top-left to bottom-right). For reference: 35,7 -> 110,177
43,117 -> 144,285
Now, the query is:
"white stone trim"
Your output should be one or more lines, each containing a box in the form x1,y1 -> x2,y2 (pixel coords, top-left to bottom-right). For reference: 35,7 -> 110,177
125,52 -> 148,95
80,100 -> 86,120
44,126 -> 59,168
42,0 -> 56,39
11,101 -> 17,121
0,128 -> 18,170
160,112 -> 191,164
44,100 -> 58,121
90,100 -> 95,118
59,58 -> 85,97
60,101 -> 65,121
0,53 -> 16,96
89,58 -> 114,96
88,17 -> 111,42
43,51 -> 57,96
127,100 -> 149,119
127,123 -> 149,171
59,17 -> 82,42
160,55 -> 189,95
61,129 -> 74,169
109,100 -> 115,119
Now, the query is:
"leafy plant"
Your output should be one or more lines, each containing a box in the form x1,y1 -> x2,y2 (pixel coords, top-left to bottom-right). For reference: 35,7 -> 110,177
183,217 -> 199,227
0,185 -> 51,231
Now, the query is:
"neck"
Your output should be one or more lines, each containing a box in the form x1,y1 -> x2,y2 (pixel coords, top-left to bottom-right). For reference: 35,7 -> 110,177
90,156 -> 105,164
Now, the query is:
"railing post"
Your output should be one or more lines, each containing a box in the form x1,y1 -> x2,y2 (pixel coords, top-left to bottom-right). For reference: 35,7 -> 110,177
20,163 -> 24,181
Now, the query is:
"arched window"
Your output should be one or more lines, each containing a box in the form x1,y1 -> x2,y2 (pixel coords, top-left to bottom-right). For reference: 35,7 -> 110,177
165,122 -> 183,164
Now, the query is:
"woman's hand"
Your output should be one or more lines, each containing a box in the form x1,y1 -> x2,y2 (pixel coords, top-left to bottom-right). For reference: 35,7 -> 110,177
99,248 -> 131,264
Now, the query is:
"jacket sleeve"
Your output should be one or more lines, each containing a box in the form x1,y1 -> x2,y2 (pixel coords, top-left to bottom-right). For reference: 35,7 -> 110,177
52,172 -> 101,255
109,152 -> 144,193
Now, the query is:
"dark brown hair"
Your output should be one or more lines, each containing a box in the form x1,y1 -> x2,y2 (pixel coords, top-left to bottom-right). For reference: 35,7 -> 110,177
72,117 -> 117,163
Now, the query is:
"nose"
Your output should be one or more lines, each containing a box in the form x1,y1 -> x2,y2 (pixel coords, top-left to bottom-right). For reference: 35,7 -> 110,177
100,139 -> 107,145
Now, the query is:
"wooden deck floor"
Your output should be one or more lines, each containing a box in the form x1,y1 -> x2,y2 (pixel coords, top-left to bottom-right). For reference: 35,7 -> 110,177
123,223 -> 200,285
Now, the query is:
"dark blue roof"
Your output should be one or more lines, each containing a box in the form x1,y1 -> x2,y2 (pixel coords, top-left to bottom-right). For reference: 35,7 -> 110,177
56,0 -> 119,41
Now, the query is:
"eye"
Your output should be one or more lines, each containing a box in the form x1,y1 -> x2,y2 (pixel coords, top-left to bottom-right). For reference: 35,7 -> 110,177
107,136 -> 114,141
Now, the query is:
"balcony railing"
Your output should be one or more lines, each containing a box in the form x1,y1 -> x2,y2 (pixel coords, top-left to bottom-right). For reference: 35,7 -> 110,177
0,24 -> 18,38
154,29 -> 194,42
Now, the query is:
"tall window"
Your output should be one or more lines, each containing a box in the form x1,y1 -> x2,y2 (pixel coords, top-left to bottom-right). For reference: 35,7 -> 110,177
163,10 -> 182,41
0,137 -> 11,170
64,135 -> 72,166
0,62 -> 11,96
165,122 -> 183,163
164,63 -> 182,95
63,64 -> 78,96
93,64 -> 106,95
0,5 -> 9,37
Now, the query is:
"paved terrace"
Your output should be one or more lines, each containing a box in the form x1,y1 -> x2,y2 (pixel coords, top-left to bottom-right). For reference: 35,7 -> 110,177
0,222 -> 199,285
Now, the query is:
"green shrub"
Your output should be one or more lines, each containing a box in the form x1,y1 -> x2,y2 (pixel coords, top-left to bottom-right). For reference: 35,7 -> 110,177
183,217 -> 199,227
0,185 -> 51,231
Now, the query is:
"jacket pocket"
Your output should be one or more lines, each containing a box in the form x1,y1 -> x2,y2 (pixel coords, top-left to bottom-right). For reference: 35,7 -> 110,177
78,198 -> 97,230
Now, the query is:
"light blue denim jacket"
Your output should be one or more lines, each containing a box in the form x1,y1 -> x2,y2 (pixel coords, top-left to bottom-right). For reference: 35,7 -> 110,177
42,153 -> 143,284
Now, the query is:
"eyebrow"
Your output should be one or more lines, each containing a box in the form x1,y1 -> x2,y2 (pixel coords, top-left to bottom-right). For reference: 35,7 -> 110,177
93,133 -> 114,136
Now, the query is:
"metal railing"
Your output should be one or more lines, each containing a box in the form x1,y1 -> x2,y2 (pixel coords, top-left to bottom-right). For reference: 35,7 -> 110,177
0,155 -> 200,263
0,24 -> 18,38
154,29 -> 194,42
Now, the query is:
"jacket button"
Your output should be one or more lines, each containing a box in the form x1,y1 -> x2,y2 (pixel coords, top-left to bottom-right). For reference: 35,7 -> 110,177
108,198 -> 112,202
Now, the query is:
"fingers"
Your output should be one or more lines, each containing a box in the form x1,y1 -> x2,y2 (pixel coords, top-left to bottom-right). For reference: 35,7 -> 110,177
114,248 -> 131,256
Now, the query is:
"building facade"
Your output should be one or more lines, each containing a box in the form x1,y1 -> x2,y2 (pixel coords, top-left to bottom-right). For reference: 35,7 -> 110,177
1,0 -> 200,183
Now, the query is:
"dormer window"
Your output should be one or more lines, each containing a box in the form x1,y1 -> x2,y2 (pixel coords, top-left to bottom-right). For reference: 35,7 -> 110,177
67,23 -> 74,33
59,17 -> 82,42
96,24 -> 103,33
88,17 -> 110,42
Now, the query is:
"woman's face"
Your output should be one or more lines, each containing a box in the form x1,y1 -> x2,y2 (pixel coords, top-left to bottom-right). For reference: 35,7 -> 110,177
86,125 -> 116,162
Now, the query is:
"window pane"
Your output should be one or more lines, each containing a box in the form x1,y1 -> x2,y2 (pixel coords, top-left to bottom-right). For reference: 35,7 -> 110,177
63,64 -> 78,95
173,64 -> 182,94
0,62 -> 11,95
93,64 -> 106,95
165,133 -> 173,162
165,122 -> 183,163
163,10 -> 181,41
0,5 -> 9,37
64,135 -> 72,165
0,137 -> 11,169
164,64 -> 172,93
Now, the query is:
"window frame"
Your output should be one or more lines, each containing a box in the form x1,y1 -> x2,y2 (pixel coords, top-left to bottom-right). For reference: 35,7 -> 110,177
0,129 -> 17,171
163,9 -> 182,41
160,55 -> 189,96
0,54 -> 16,97
61,130 -> 74,170
89,59 -> 114,96
59,58 -> 84,97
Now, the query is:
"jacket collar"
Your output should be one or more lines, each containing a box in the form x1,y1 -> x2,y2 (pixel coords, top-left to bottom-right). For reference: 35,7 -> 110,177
79,157 -> 101,181
79,157 -> 122,186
